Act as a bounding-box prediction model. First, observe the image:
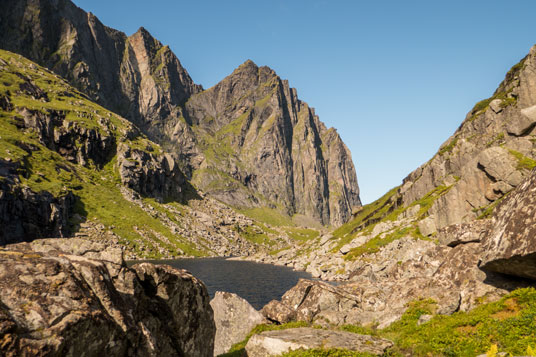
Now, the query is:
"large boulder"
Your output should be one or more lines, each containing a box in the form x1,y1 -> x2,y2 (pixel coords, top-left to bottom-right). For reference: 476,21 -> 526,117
210,291 -> 266,356
261,279 -> 360,326
244,327 -> 393,356
0,238 -> 215,356
479,169 -> 536,279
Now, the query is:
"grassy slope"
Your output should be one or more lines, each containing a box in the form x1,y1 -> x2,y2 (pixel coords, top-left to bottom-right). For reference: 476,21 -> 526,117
0,50 -> 204,258
221,288 -> 536,356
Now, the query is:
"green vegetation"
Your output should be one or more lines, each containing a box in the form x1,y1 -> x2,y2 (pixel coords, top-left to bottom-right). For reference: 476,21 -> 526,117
467,57 -> 526,122
380,288 -> 536,356
219,321 -> 311,357
0,49 -> 205,258
285,227 -> 320,242
509,149 -> 536,171
486,132 -> 505,148
331,183 -> 449,257
281,349 -> 375,357
438,137 -> 459,156
224,288 -> 536,356
239,207 -> 296,227
476,192 -> 510,220
235,225 -> 275,246
411,184 -> 451,218
343,226 -> 423,260
331,186 -> 400,250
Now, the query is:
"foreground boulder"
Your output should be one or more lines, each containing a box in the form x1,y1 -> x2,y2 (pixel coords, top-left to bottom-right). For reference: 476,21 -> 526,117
210,291 -> 266,356
244,327 -> 393,356
0,238 -> 215,356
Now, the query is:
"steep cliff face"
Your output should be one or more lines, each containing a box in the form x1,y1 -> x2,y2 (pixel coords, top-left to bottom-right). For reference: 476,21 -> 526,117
0,49 -> 318,259
177,61 -> 360,226
0,0 -> 361,226
397,47 -> 536,231
0,0 -> 201,135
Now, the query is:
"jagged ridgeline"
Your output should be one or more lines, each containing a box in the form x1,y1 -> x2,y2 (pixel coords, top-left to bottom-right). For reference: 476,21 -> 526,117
0,49 -> 190,253
0,49 -> 287,258
0,0 -> 361,227
335,46 -> 536,241
299,45 -> 536,275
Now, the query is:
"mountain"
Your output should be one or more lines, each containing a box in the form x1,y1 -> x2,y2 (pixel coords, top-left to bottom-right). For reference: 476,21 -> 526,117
178,60 -> 360,226
255,45 -> 536,280
0,48 -> 299,258
0,0 -> 361,226
244,45 -> 536,352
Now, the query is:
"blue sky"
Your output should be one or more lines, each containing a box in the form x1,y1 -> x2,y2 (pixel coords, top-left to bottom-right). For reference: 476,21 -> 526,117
74,0 -> 536,204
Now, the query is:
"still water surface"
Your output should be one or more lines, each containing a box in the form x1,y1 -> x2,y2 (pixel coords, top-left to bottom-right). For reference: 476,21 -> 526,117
140,257 -> 312,310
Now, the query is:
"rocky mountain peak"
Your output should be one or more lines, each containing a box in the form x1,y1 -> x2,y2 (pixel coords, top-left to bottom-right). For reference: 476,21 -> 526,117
0,0 -> 361,227
179,59 -> 361,226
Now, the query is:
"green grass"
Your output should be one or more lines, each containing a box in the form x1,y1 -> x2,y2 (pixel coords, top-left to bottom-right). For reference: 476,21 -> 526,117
285,227 -> 320,242
509,149 -> 536,171
467,56 -> 525,123
0,49 -> 206,258
439,137 -> 459,156
236,225 -> 275,246
281,349 -> 375,357
222,288 -> 536,356
411,184 -> 451,219
379,288 -> 536,356
343,225 -> 424,260
239,207 -> 296,227
219,321 -> 311,357
331,186 -> 400,251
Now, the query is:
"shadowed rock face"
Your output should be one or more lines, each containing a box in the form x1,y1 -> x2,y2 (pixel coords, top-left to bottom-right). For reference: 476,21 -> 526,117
0,238 -> 216,356
0,0 -> 361,226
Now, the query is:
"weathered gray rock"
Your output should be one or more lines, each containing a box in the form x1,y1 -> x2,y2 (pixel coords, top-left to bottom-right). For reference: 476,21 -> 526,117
437,220 -> 489,247
478,147 -> 523,187
182,60 -> 361,226
244,328 -> 393,356
479,169 -> 536,279
507,104 -> 536,136
418,216 -> 437,236
388,46 -> 536,232
0,238 -> 216,356
262,279 -> 359,326
210,291 -> 266,356
17,106 -> 115,167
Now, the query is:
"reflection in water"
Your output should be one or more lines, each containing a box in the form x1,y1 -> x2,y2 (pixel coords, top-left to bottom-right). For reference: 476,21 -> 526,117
136,258 -> 312,310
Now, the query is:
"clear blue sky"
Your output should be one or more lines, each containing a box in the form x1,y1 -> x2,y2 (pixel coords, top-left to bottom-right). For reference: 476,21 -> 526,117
74,0 -> 536,204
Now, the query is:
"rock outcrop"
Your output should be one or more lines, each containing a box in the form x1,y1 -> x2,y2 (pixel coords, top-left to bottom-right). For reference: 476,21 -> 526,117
479,168 -> 536,280
244,327 -> 393,357
0,238 -> 216,356
117,144 -> 186,202
0,180 -> 74,245
396,47 -> 536,231
263,169 -> 536,329
0,0 -> 361,227
210,291 -> 266,356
